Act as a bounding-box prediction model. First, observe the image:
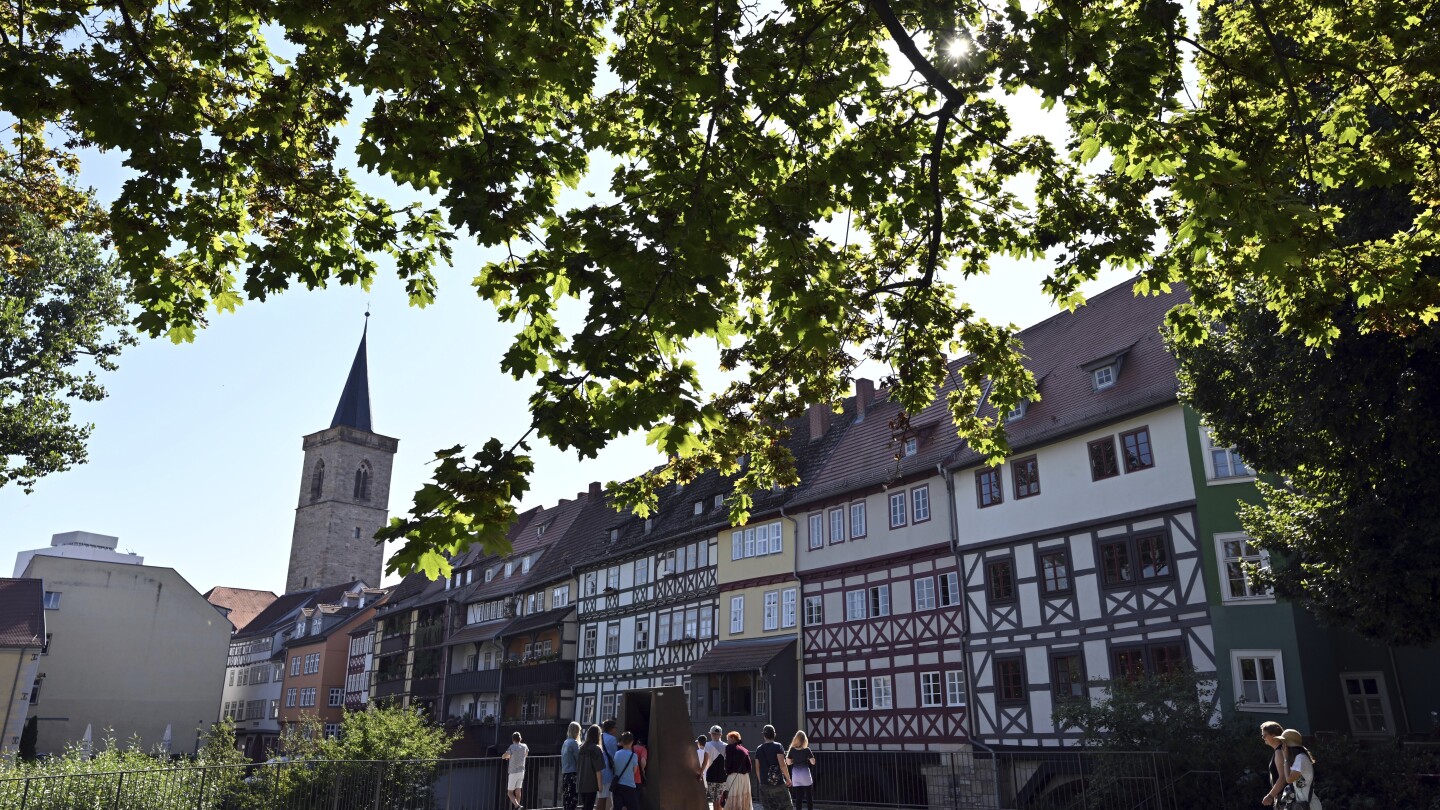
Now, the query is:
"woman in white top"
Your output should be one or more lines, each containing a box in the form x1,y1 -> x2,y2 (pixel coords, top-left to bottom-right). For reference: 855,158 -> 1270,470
1280,728 -> 1322,810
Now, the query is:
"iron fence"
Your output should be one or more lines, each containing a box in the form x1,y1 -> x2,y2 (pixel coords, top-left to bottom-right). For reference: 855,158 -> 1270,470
0,750 -> 1230,810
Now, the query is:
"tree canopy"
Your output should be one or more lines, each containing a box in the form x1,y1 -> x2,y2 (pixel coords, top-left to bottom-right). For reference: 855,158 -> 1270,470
2,0 -> 1436,613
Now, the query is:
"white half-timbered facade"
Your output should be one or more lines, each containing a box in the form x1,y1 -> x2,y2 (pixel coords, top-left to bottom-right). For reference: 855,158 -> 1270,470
949,285 -> 1217,748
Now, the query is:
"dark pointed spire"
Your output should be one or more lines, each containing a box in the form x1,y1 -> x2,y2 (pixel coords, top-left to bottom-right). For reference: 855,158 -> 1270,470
331,313 -> 373,432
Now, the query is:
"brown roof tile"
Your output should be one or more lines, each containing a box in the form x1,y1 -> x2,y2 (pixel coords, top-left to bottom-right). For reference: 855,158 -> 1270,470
688,637 -> 796,675
0,579 -> 45,648
203,586 -> 278,632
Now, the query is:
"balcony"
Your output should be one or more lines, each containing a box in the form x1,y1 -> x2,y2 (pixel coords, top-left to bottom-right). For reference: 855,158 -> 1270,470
374,679 -> 407,699
411,676 -> 441,697
378,635 -> 409,656
415,622 -> 444,648
445,668 -> 502,695
502,660 -> 574,691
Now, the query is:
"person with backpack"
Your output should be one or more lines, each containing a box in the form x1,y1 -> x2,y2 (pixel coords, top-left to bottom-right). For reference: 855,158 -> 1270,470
785,731 -> 815,810
723,730 -> 755,810
700,725 -> 728,808
1278,729 -> 1323,810
754,725 -> 792,810
611,732 -> 644,810
599,719 -> 619,810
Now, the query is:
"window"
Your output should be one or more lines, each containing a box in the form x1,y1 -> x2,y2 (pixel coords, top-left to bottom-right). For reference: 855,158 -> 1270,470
902,436 -> 918,457
845,590 -> 867,621
763,591 -> 780,631
504,562 -> 513,578
869,584 -> 890,617
635,618 -> 650,650
485,567 -> 495,583
889,492 -> 907,528
1088,437 -> 1120,480
1006,401 -> 1028,421
805,681 -> 825,713
42,591 -> 61,610
521,555 -> 532,574
912,485 -> 931,522
804,596 -> 824,626
1052,654 -> 1085,700
1100,540 -> 1132,585
914,576 -> 937,610
700,606 -> 714,639
920,672 -> 943,707
1232,651 -> 1285,709
986,560 -> 1016,603
1135,533 -> 1170,578
850,502 -> 867,538
1217,534 -> 1271,601
872,675 -> 893,709
579,696 -> 597,725
634,558 -> 649,585
310,460 -> 325,501
311,617 -> 322,635
607,566 -> 620,590
606,623 -> 620,654
553,585 -> 571,608
1120,427 -> 1155,472
847,677 -> 870,710
1100,532 -> 1172,586
658,613 -> 671,645
808,513 -> 824,550
733,521 -> 784,559
1039,549 -> 1071,595
582,626 -> 597,657
1207,429 -> 1252,479
353,462 -> 371,501
945,671 -> 966,706
285,688 -> 297,708
693,501 -> 704,515
1341,673 -> 1393,736
1151,644 -> 1187,676
28,678 -> 40,705
781,589 -> 797,628
329,687 -> 344,707
730,595 -> 745,634
996,658 -> 1025,704
1092,365 -> 1115,389
939,572 -> 960,607
291,655 -> 302,677
828,508 -> 845,544
708,672 -> 757,716
714,494 -> 725,510
1112,643 -> 1189,680
324,723 -> 341,738
584,572 -> 597,595
301,687 -> 317,707
305,653 -> 320,674
976,468 -> 1003,508
1013,456 -> 1040,499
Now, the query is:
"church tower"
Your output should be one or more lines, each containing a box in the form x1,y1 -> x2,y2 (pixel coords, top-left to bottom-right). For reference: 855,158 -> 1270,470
285,320 -> 399,593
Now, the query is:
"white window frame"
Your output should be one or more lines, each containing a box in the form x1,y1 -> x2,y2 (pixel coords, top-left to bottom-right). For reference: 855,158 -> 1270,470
1230,650 -> 1287,711
847,677 -> 869,710
552,585 -> 570,609
889,492 -> 907,528
911,485 -> 931,522
920,672 -> 944,707
763,591 -> 780,631
869,584 -> 890,617
914,576 -> 937,611
329,687 -> 344,707
606,622 -> 621,655
582,626 -> 597,658
730,595 -> 745,634
1215,532 -> 1274,603
871,675 -> 893,709
805,681 -> 825,713
803,595 -> 823,626
938,572 -> 960,607
828,508 -> 845,544
845,590 -> 867,621
781,588 -> 797,629
903,437 -> 918,457
945,671 -> 967,706
1093,365 -> 1115,389
42,591 -> 61,610
807,513 -> 824,550
1200,426 -> 1255,483
1340,671 -> 1395,737
849,501 -> 867,538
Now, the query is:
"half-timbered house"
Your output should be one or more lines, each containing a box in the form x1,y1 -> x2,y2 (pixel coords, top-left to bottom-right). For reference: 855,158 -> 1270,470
950,281 -> 1216,748
791,380 -> 970,752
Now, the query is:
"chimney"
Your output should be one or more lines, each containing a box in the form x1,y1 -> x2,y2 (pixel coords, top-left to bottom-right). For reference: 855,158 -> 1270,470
588,481 -> 602,497
808,403 -> 832,441
577,492 -> 586,501
855,378 -> 875,423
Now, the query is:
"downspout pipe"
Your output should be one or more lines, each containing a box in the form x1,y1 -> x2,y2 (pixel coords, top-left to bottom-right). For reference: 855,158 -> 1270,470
949,380 -> 992,748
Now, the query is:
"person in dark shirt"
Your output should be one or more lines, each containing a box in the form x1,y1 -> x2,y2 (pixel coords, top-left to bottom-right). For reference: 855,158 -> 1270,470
723,731 -> 754,810
786,731 -> 816,810
754,725 -> 792,810
577,725 -> 608,810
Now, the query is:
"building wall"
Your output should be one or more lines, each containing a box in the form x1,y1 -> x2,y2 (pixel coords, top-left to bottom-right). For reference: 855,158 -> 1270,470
278,630 -> 352,731
218,635 -> 285,758
286,426 -> 398,593
719,582 -> 801,641
796,473 -> 949,573
0,646 -> 42,757
24,556 -> 230,755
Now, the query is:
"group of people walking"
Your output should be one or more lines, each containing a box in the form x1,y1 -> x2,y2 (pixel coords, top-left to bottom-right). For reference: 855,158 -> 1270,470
556,719 -> 649,810
1260,722 -> 1322,810
696,725 -> 815,810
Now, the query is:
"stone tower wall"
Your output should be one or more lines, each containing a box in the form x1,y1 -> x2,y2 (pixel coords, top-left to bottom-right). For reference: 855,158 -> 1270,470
286,425 -> 399,593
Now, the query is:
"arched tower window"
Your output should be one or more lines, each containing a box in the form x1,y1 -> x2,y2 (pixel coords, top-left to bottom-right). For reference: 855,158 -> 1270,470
354,461 -> 372,502
310,460 -> 326,502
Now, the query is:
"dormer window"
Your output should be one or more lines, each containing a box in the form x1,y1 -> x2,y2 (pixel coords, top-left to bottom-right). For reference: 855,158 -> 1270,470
1082,346 -> 1131,391
485,567 -> 495,582
536,523 -> 546,537
903,437 -> 918,457
504,562 -> 513,578
644,518 -> 653,534
521,555 -> 532,574
609,528 -> 619,543
1092,366 -> 1115,390
295,620 -> 306,638
714,494 -> 725,509
311,617 -> 321,635
1006,401 -> 1028,422
693,501 -> 704,515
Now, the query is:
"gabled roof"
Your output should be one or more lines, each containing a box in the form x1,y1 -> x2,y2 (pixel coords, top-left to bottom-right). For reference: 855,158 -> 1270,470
331,322 -> 373,432
233,580 -> 370,638
203,586 -> 278,632
0,578 -> 45,648
501,605 -> 575,638
947,279 -> 1186,469
689,637 -> 795,675
455,494 -> 594,603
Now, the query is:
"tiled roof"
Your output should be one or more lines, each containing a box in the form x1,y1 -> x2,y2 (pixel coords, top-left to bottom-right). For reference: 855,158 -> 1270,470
203,586 -> 278,632
233,580 -> 369,638
947,279 -> 1187,469
688,637 -> 795,675
445,619 -> 510,646
0,579 -> 45,648
501,606 -> 575,637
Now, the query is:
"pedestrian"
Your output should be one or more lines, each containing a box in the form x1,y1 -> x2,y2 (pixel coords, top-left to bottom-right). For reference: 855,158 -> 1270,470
1279,729 -> 1323,809
561,722 -> 582,810
696,735 -> 708,769
632,736 -> 649,791
1260,721 -> 1286,807
754,725 -> 792,810
503,731 -> 529,810
786,731 -> 815,810
700,724 -> 728,808
578,725 -> 607,810
611,732 -> 643,810
723,731 -> 754,810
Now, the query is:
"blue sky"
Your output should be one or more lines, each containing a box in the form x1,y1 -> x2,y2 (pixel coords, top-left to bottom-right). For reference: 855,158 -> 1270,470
1,92 -> 1130,596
